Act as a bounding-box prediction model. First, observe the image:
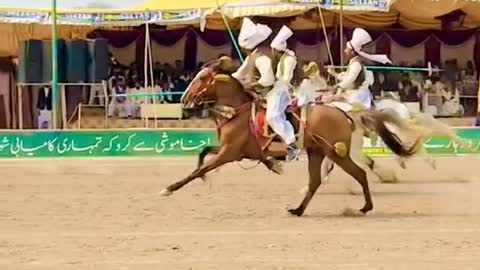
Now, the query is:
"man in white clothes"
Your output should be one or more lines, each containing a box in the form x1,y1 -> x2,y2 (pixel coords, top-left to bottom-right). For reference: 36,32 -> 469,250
231,18 -> 274,99
267,25 -> 299,161
127,80 -> 146,117
295,62 -> 328,107
108,79 -> 134,118
328,28 -> 391,109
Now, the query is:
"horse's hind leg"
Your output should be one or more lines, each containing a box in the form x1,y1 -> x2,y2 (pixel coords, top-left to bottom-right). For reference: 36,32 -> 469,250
288,148 -> 324,216
331,155 -> 373,214
160,147 -> 232,196
197,146 -> 221,181
299,158 -> 333,195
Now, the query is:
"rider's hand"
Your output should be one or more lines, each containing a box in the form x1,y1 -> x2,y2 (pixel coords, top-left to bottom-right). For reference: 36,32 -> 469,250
247,81 -> 260,89
326,85 -> 337,93
327,67 -> 337,76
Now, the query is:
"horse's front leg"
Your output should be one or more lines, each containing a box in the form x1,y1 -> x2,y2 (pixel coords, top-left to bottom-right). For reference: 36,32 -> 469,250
160,146 -> 233,196
197,146 -> 221,181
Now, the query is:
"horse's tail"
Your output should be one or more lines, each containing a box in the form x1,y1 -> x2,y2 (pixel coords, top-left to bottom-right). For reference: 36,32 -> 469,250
412,112 -> 475,151
361,110 -> 423,157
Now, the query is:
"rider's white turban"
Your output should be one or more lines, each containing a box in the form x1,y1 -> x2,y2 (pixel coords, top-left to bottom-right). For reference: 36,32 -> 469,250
238,18 -> 272,50
347,28 -> 392,64
270,25 -> 293,52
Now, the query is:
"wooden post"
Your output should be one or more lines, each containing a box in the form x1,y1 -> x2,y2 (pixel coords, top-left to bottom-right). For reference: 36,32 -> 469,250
18,85 -> 23,130
61,84 -> 67,129
78,103 -> 82,129
477,76 -> 480,114
103,80 -> 108,128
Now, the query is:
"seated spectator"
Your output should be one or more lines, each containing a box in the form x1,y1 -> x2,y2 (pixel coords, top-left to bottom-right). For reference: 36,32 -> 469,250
370,72 -> 387,99
399,80 -> 420,102
162,82 -> 173,103
153,78 -> 164,103
108,79 -> 133,118
441,81 -> 463,116
172,78 -> 187,103
108,66 -> 125,91
127,79 -> 146,117
174,60 -> 184,78
462,66 -> 478,96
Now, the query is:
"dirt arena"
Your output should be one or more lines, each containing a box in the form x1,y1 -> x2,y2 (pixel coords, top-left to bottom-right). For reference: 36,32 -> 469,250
1,156 -> 480,269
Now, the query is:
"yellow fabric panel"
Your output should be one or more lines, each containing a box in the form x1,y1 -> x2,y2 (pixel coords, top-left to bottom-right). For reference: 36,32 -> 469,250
392,0 -> 480,29
343,12 -> 398,28
0,23 -> 95,57
289,16 -> 335,30
132,0 -> 310,18
392,0 -> 466,19
132,0 -> 265,11
218,2 -> 311,18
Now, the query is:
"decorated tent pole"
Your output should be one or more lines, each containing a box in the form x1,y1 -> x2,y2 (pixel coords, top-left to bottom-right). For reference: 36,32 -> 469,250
339,0 -> 344,66
315,0 -> 334,66
216,1 -> 244,63
51,0 -> 59,129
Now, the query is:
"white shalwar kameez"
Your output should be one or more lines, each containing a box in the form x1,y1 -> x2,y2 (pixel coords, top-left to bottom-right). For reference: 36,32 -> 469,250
335,28 -> 392,110
265,50 -> 297,145
336,57 -> 374,109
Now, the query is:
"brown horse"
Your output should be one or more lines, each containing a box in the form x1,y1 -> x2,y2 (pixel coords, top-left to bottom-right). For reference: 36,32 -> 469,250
159,60 -> 423,216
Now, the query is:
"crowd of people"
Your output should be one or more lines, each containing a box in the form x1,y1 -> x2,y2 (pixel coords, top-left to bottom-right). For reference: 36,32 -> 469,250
102,60 -> 195,118
368,60 -> 478,116
97,50 -> 479,119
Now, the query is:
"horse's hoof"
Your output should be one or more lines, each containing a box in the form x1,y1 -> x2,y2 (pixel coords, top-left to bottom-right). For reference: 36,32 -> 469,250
272,165 -> 284,175
159,189 -> 173,196
287,208 -> 304,217
268,158 -> 284,175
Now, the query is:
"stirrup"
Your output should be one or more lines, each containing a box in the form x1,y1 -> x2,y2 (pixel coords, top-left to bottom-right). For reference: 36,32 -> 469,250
286,145 -> 299,161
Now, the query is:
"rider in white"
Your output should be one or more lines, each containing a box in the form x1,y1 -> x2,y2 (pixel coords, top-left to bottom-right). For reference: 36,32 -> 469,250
328,28 -> 391,109
268,25 -> 298,161
232,18 -> 274,96
295,62 -> 328,107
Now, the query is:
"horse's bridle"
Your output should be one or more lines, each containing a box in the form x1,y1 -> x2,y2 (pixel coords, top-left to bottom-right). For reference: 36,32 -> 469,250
189,69 -> 217,106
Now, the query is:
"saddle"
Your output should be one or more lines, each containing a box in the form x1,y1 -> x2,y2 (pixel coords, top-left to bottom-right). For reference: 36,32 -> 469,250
254,99 -> 304,140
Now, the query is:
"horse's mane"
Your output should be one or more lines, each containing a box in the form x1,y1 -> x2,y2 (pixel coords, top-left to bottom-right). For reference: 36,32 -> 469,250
201,58 -> 236,76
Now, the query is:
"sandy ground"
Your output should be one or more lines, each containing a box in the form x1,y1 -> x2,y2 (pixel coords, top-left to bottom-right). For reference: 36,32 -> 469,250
1,156 -> 480,270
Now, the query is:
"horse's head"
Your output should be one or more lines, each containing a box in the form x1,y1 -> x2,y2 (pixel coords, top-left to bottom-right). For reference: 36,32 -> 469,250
181,56 -> 241,108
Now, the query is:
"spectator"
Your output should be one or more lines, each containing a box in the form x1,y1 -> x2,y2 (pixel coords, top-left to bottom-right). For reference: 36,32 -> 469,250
108,79 -> 133,118
172,78 -> 187,103
399,80 -> 420,102
466,60 -> 477,78
163,81 -> 173,103
154,62 -> 168,83
371,72 -> 387,99
127,78 -> 146,117
441,81 -> 463,116
398,73 -> 410,91
108,66 -> 125,91
462,66 -> 478,96
153,78 -> 164,103
163,63 -> 174,78
444,59 -> 458,83
174,60 -> 183,77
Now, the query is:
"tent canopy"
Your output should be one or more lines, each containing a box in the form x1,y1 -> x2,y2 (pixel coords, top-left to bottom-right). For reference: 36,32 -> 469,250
0,0 -> 480,56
